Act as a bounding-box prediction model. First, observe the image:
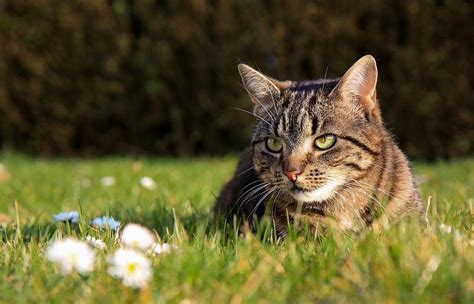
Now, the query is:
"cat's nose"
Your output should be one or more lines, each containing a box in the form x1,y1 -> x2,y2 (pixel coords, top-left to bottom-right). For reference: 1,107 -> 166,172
284,170 -> 300,183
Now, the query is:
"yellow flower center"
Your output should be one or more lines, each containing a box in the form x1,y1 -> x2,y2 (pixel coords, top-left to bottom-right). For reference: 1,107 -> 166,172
127,262 -> 137,274
69,254 -> 78,264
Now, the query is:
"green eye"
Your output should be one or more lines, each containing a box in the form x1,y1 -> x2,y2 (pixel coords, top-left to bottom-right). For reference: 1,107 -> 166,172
265,137 -> 283,153
314,134 -> 336,150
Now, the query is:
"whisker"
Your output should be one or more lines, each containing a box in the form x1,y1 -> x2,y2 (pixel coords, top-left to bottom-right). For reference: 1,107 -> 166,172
232,107 -> 271,127
228,181 -> 266,216
339,181 -> 389,213
236,182 -> 267,205
248,187 -> 276,220
235,183 -> 269,215
243,87 -> 276,123
268,89 -> 279,118
236,180 -> 262,199
235,166 -> 255,178
321,63 -> 330,92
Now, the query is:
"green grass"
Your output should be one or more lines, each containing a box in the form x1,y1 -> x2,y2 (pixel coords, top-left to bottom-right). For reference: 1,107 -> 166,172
0,152 -> 473,303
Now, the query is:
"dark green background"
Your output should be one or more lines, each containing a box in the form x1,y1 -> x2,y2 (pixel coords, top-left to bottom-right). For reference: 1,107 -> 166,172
0,0 -> 472,159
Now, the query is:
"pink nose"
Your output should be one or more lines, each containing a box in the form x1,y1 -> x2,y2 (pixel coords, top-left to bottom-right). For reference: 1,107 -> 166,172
284,170 -> 300,182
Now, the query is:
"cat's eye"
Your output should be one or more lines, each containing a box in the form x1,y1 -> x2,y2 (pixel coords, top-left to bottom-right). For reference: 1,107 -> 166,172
265,137 -> 283,153
314,134 -> 336,150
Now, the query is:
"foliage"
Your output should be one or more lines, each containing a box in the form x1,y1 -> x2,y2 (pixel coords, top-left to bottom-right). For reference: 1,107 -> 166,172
0,0 -> 472,159
0,153 -> 473,302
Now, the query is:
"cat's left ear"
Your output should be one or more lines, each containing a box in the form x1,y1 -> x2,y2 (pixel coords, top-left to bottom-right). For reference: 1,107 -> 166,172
332,55 -> 380,121
238,64 -> 290,118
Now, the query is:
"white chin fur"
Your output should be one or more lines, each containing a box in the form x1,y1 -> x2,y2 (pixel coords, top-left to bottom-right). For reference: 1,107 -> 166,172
291,178 -> 343,203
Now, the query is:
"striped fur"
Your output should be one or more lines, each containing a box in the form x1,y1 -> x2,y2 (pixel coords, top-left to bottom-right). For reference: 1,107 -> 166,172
214,55 -> 424,236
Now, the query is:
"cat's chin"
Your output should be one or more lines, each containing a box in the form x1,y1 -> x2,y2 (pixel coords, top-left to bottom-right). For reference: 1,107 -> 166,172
289,179 -> 343,203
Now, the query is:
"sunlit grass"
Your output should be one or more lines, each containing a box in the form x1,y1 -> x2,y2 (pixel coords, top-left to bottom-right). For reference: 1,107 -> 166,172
0,153 -> 473,303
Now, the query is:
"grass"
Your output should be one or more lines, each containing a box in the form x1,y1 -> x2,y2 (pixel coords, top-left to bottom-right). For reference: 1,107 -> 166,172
0,152 -> 473,303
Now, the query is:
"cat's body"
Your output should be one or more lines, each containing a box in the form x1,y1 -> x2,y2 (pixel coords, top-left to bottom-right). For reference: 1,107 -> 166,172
214,55 -> 424,236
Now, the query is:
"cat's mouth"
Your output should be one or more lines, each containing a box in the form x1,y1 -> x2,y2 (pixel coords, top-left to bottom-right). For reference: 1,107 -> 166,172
291,185 -> 311,193
288,179 -> 343,203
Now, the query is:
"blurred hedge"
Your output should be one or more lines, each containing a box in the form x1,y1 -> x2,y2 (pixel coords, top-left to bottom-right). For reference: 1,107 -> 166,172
0,0 -> 472,159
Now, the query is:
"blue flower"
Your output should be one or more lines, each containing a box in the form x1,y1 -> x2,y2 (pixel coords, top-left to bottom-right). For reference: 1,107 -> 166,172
54,211 -> 80,223
91,216 -> 121,231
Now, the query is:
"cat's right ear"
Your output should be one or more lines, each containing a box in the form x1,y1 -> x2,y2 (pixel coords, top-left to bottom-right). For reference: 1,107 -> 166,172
237,64 -> 282,117
331,55 -> 380,121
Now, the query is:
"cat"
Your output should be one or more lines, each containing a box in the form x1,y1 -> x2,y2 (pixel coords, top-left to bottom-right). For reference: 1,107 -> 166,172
213,55 -> 424,237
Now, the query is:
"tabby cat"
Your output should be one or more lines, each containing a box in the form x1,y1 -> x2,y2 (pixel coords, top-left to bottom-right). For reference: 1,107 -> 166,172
213,55 -> 424,236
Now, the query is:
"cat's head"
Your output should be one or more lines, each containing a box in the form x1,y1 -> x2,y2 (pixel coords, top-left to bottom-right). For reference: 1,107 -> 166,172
239,55 -> 383,203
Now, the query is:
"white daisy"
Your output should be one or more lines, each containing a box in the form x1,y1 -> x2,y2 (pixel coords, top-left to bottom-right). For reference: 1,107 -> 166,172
101,176 -> 116,187
439,223 -> 452,234
46,238 -> 95,275
121,223 -> 156,251
140,176 -> 157,190
86,235 -> 106,250
108,248 -> 153,289
53,211 -> 80,223
148,243 -> 171,256
91,216 -> 121,231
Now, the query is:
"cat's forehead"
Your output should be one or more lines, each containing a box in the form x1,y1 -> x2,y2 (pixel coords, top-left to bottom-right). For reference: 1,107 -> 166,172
275,90 -> 328,143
